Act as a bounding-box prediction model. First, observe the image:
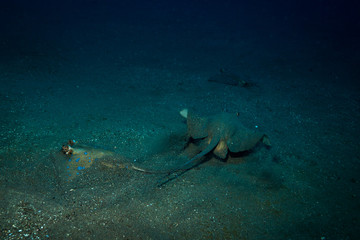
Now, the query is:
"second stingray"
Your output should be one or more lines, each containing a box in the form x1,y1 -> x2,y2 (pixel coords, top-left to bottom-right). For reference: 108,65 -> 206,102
158,109 -> 270,186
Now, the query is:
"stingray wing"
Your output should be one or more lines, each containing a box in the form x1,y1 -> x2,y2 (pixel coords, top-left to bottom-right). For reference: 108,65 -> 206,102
187,111 -> 209,139
227,126 -> 267,152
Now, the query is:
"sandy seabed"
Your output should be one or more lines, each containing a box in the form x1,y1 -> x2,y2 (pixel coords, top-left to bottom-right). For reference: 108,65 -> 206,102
0,25 -> 359,239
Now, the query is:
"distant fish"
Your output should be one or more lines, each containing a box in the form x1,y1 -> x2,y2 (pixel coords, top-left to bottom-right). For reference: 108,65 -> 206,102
208,68 -> 251,87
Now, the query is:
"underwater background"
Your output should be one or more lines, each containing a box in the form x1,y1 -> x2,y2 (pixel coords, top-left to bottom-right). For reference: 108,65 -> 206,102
0,0 -> 359,239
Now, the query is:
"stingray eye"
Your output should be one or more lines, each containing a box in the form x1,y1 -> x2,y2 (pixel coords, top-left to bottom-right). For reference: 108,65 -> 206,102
61,145 -> 68,153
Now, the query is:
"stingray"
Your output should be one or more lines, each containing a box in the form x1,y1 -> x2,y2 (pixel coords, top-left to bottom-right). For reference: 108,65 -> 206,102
58,140 -> 175,181
60,140 -> 117,180
157,109 -> 270,186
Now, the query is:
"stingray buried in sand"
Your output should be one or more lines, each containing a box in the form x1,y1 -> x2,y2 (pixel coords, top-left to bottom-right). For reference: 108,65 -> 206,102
60,140 -> 168,181
61,140 -> 116,180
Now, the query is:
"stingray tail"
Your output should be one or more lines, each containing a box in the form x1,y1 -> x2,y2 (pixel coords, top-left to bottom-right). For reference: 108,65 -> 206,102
157,136 -> 220,187
180,136 -> 220,170
131,136 -> 220,175
130,165 -> 173,174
